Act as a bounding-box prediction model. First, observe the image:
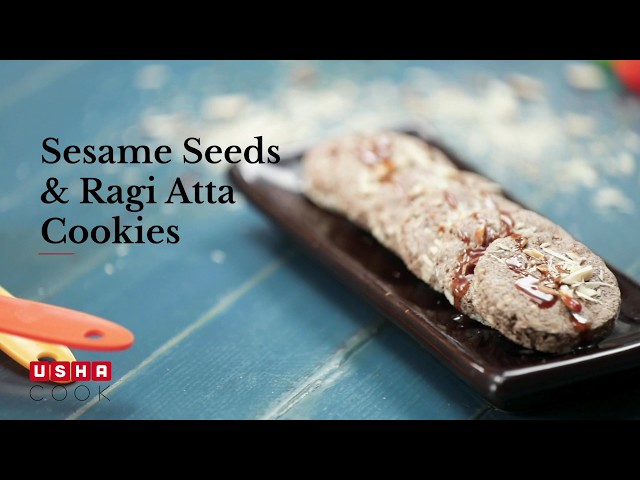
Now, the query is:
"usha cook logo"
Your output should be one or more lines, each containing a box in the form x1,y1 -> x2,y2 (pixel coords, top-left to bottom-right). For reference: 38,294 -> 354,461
0,285 -> 134,402
30,360 -> 112,382
29,361 -> 112,402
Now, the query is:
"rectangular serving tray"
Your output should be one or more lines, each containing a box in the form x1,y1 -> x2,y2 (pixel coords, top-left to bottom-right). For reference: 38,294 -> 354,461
229,131 -> 640,411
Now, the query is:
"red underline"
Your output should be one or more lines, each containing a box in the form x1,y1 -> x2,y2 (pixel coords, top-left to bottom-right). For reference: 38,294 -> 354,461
38,252 -> 76,256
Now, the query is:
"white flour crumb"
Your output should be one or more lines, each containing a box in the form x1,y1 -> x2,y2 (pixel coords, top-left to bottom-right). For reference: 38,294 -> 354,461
140,112 -> 184,140
116,244 -> 130,258
564,63 -> 606,91
562,157 -> 599,188
290,64 -> 317,87
605,152 -> 637,176
593,187 -> 635,214
135,64 -> 170,90
564,113 -> 597,137
625,131 -> 640,153
589,141 -> 608,156
210,250 -> 226,264
201,94 -> 249,120
104,263 -> 115,275
131,61 -> 638,218
618,152 -> 636,175
505,73 -> 545,101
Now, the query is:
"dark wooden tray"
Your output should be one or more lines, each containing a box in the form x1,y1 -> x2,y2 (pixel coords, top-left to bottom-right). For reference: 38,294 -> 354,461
229,131 -> 640,411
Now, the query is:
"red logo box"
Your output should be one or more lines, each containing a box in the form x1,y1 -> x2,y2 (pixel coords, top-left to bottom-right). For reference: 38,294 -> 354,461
71,361 -> 91,381
91,361 -> 112,381
29,361 -> 50,382
29,361 -> 112,382
50,361 -> 71,382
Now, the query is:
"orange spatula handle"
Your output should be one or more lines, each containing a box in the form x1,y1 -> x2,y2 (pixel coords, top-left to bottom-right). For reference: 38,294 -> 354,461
0,296 -> 134,351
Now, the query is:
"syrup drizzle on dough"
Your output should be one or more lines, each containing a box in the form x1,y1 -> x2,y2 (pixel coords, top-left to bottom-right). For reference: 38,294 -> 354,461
302,131 -> 621,352
355,132 -> 604,332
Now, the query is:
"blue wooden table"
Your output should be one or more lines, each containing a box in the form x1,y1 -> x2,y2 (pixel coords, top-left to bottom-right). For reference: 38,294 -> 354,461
0,60 -> 638,419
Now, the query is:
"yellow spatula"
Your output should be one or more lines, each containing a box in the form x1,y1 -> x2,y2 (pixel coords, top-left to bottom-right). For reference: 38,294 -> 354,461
0,285 -> 75,384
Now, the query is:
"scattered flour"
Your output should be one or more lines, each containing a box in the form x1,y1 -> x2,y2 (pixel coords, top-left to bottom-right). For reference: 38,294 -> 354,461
135,64 -> 170,90
210,250 -> 226,264
593,187 -> 635,214
134,62 -> 638,218
564,63 -> 607,91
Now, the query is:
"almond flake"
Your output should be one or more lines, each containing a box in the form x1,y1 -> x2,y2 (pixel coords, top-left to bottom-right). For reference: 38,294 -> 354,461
565,262 -> 581,273
561,265 -> 594,284
574,290 -> 602,303
584,281 -> 616,288
523,248 -> 545,259
474,224 -> 485,245
540,245 -> 572,263
576,285 -> 598,297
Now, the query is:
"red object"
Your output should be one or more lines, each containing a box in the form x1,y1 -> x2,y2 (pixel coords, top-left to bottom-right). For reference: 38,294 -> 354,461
71,361 -> 92,381
50,361 -> 71,382
0,295 -> 134,351
91,361 -> 112,381
613,60 -> 640,93
29,361 -> 49,381
29,361 -> 112,382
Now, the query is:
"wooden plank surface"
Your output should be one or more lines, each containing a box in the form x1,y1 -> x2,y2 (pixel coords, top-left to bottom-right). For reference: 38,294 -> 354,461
0,60 -> 638,419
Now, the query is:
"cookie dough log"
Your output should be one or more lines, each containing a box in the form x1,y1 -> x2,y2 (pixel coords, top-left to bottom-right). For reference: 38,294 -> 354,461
470,210 -> 620,352
302,131 -> 459,243
398,177 -> 519,309
302,131 -> 621,353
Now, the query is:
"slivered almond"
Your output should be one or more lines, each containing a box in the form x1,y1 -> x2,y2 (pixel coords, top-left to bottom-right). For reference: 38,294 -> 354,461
575,290 -> 602,303
523,248 -> 545,259
585,281 -> 615,288
540,245 -> 572,262
561,265 -> 594,284
474,224 -> 485,245
565,263 -> 580,273
576,285 -> 598,297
